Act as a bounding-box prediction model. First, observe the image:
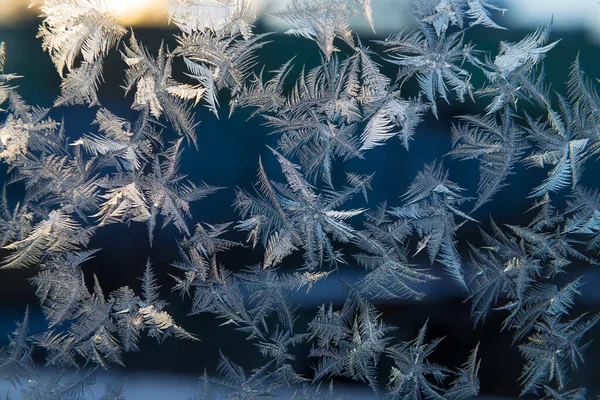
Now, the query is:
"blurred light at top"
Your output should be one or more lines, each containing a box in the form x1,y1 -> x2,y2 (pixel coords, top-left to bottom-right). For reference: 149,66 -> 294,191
0,0 -> 409,30
0,0 -> 170,26
505,0 -> 600,39
0,0 -> 598,41
102,0 -> 169,26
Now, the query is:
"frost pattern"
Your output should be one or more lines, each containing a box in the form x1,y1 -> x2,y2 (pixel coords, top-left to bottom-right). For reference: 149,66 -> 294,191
0,0 -> 598,398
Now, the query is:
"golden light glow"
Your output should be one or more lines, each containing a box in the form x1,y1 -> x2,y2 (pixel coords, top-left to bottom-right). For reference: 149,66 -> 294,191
104,0 -> 149,15
0,0 -> 171,27
0,0 -> 31,25
103,0 -> 169,26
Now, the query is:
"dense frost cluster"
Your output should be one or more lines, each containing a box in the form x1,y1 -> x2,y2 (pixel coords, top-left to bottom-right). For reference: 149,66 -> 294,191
0,0 -> 599,398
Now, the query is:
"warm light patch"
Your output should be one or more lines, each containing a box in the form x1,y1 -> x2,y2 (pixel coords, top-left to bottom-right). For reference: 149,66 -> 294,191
0,0 -> 171,27
0,0 -> 32,25
104,0 -> 147,15
103,0 -> 169,26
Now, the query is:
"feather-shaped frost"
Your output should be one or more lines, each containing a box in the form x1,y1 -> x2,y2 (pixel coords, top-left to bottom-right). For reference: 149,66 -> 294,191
33,0 -> 126,106
415,0 -> 465,37
71,108 -> 149,172
235,151 -> 365,270
30,250 -> 99,327
229,57 -> 295,117
360,97 -> 428,151
0,42 -> 23,107
414,0 -> 506,37
494,25 -> 558,76
448,111 -> 527,211
386,320 -> 450,400
175,30 -> 271,116
524,100 -> 590,198
92,182 -> 151,226
353,204 -> 438,300
518,313 -> 599,395
142,139 -> 222,241
2,210 -> 92,269
309,283 -> 396,392
476,24 -> 557,114
565,187 -> 600,253
212,351 -> 275,399
272,0 -> 356,60
567,54 -> 600,128
445,343 -> 481,399
0,308 -> 35,387
0,96 -> 60,165
121,32 -> 199,146
378,26 -> 477,117
390,162 -> 478,288
168,0 -> 255,37
34,0 -> 126,76
54,58 -> 104,107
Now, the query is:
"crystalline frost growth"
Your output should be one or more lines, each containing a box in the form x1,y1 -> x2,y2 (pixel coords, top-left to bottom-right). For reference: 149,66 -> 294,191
34,0 -> 127,106
0,0 -> 598,398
